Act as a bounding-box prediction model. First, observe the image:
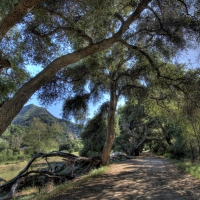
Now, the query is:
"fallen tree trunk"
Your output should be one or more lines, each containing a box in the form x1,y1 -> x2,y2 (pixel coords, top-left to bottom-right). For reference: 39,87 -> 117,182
0,178 -> 21,200
0,151 -> 101,199
0,151 -> 133,199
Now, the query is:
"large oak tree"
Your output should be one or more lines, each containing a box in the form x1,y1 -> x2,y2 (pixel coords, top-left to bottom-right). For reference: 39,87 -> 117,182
0,0 -> 200,165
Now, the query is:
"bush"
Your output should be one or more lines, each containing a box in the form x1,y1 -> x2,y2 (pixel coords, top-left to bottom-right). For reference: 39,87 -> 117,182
59,139 -> 83,154
0,153 -> 6,163
0,149 -> 13,163
0,138 -> 9,151
0,149 -> 28,163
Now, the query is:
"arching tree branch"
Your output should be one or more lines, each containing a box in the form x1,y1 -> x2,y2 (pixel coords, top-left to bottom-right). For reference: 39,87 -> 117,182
0,0 -> 152,135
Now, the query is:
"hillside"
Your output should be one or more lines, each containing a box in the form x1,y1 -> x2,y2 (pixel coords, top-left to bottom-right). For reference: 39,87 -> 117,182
12,104 -> 81,138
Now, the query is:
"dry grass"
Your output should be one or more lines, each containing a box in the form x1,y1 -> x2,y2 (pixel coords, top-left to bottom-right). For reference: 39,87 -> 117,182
0,156 -> 71,199
0,157 -> 65,181
0,161 -> 27,180
15,187 -> 39,200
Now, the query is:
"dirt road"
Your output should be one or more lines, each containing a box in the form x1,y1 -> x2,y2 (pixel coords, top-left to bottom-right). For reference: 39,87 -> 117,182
47,153 -> 200,200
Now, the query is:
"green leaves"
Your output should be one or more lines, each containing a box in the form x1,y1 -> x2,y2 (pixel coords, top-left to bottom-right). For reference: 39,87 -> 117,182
0,65 -> 30,105
23,117 -> 64,154
62,94 -> 90,121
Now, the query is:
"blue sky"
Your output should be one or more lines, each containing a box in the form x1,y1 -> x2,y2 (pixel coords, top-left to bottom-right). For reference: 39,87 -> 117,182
26,49 -> 200,120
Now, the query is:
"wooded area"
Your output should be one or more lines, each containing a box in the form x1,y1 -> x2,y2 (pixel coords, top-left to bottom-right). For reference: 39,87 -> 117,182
1,0 -> 200,199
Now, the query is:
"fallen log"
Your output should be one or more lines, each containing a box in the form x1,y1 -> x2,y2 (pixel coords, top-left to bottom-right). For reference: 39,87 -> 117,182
0,151 -> 101,200
0,178 -> 21,200
0,151 -> 133,199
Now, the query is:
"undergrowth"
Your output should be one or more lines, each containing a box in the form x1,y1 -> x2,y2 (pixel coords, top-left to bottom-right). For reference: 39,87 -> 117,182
170,158 -> 200,180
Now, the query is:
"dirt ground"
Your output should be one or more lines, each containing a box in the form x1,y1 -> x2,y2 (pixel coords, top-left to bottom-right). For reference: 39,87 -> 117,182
46,153 -> 200,200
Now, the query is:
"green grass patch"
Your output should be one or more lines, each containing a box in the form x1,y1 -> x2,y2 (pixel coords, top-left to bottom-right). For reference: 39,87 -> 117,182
170,159 -> 200,179
35,166 -> 108,200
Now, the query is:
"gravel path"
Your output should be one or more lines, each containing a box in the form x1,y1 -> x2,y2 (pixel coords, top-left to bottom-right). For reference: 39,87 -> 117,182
47,153 -> 200,200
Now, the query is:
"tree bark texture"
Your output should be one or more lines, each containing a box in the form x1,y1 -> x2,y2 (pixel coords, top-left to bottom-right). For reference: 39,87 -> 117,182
101,82 -> 118,166
0,0 -> 152,135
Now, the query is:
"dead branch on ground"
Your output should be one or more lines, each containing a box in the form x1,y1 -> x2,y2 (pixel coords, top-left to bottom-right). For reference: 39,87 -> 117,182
0,151 -> 133,199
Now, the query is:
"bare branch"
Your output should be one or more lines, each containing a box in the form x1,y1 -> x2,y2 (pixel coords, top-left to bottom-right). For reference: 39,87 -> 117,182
147,6 -> 171,38
76,29 -> 93,45
0,178 -> 7,183
117,53 -> 134,69
118,39 -> 187,85
177,0 -> 189,15
149,95 -> 168,101
137,125 -> 148,148
119,0 -> 152,34
45,157 -> 53,172
0,0 -> 152,135
118,39 -> 157,72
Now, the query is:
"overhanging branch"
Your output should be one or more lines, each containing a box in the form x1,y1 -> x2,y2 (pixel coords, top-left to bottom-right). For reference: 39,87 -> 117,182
0,0 -> 152,135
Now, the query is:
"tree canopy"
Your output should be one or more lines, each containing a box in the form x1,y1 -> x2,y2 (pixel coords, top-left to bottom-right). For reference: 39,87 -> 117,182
1,1 -> 200,193
1,0 -> 200,136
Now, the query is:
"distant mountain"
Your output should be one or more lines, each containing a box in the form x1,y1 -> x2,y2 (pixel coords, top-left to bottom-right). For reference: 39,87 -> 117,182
12,104 -> 81,138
